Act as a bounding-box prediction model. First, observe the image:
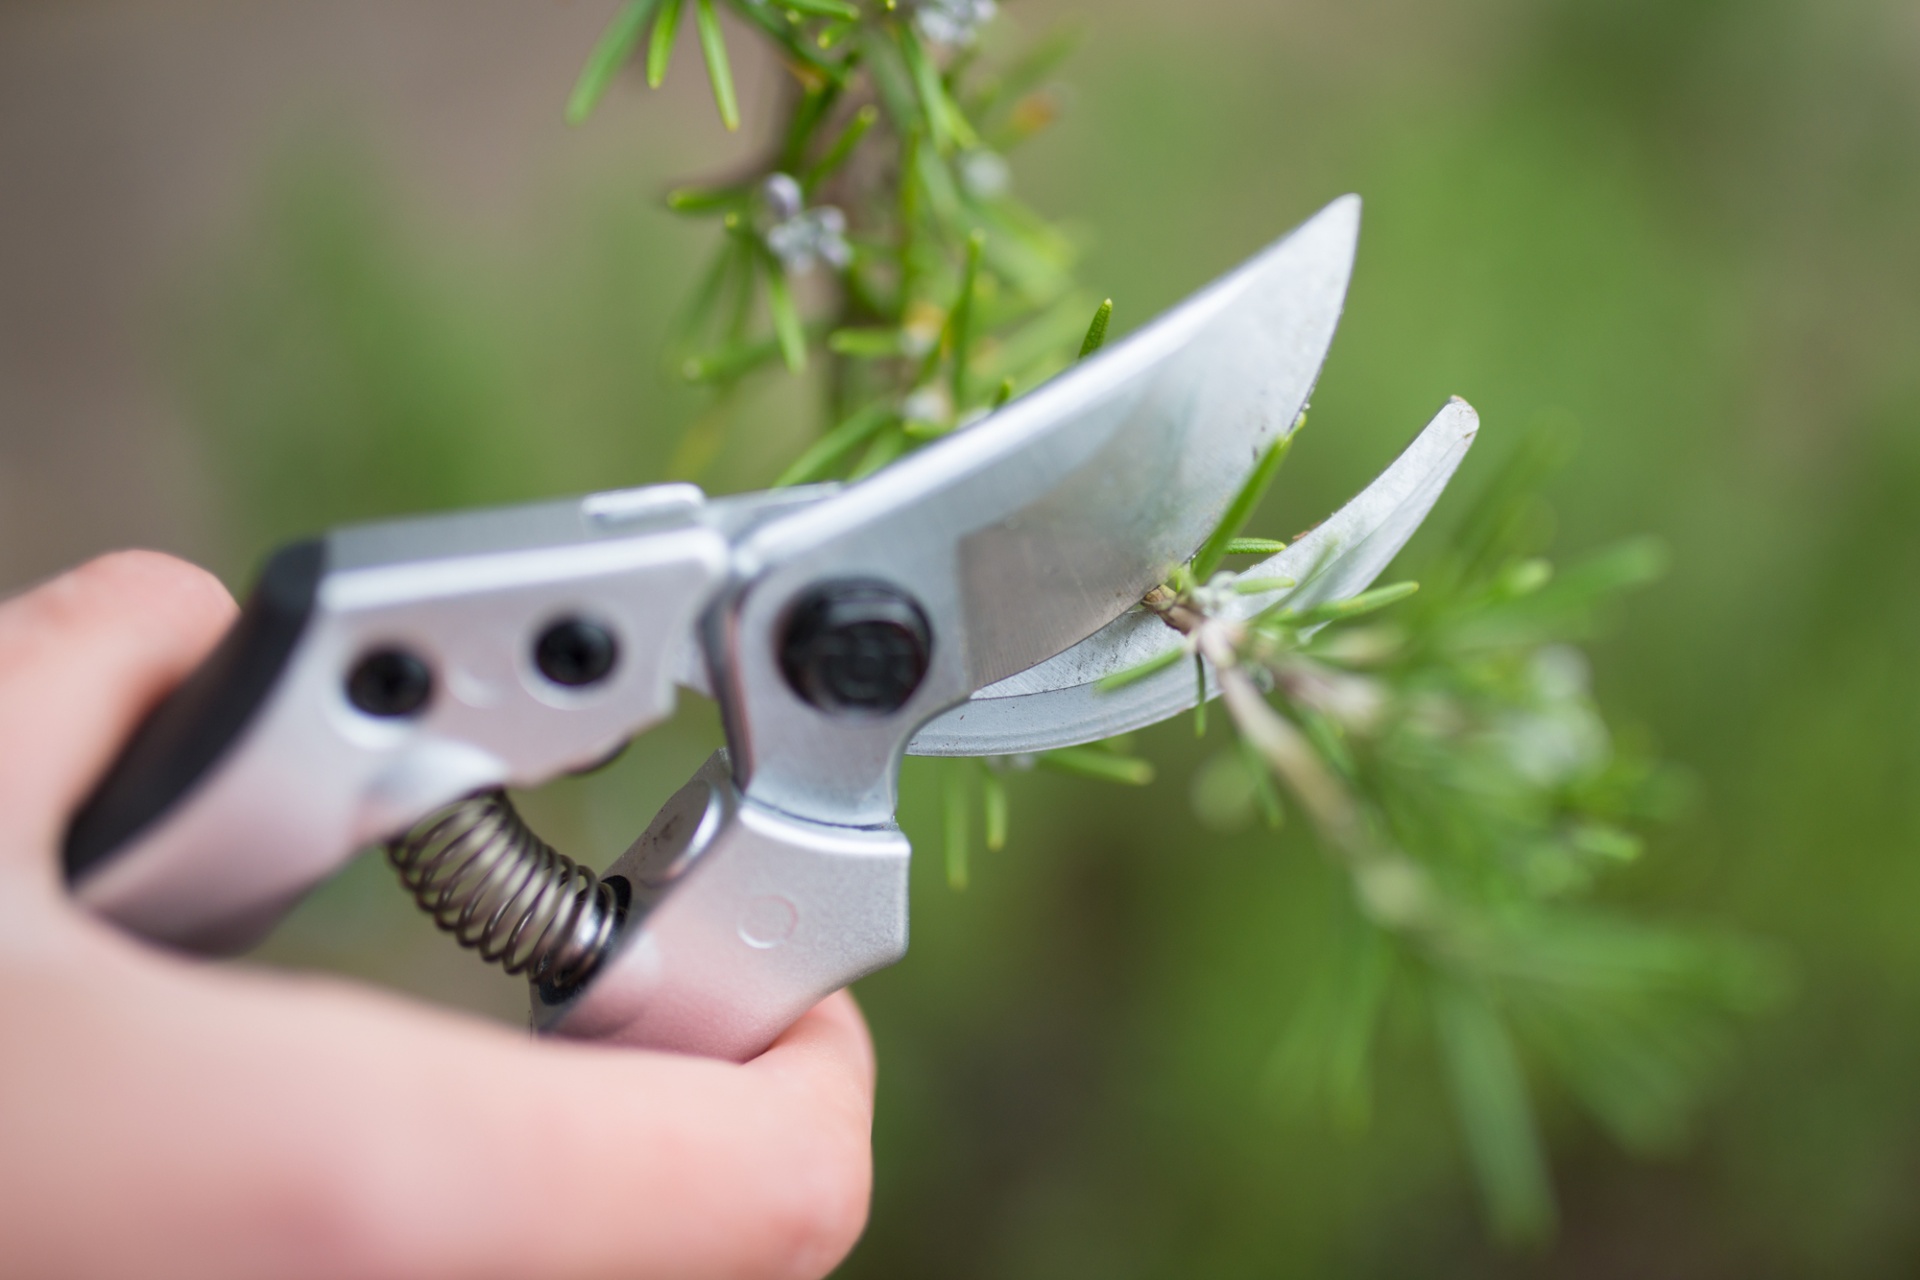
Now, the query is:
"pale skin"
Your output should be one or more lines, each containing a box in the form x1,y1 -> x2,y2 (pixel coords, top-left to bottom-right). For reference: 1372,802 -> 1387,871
0,551 -> 875,1280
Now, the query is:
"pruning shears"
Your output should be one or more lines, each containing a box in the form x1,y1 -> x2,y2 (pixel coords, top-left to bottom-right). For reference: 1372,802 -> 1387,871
62,196 -> 1477,1061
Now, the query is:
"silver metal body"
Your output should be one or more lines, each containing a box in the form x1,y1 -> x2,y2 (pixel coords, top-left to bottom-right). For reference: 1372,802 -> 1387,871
73,196 -> 1479,1060
79,490 -> 730,952
535,752 -> 911,1059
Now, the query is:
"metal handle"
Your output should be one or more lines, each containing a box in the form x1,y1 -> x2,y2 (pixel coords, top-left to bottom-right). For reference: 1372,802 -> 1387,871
537,752 -> 910,1061
64,496 -> 729,954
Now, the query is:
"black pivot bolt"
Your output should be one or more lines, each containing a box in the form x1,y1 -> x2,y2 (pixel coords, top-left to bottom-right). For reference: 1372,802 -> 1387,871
346,648 -> 433,718
535,617 -> 620,688
780,581 -> 933,715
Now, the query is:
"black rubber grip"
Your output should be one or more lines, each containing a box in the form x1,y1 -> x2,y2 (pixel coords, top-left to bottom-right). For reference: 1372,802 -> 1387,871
63,540 -> 327,884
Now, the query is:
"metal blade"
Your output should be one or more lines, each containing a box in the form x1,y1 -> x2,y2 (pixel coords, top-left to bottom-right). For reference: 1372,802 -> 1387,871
906,397 -> 1478,756
721,196 -> 1366,822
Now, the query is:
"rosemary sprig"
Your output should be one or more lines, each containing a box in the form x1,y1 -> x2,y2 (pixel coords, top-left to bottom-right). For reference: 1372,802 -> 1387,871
1121,431 -> 1777,1240
565,0 -> 1774,1244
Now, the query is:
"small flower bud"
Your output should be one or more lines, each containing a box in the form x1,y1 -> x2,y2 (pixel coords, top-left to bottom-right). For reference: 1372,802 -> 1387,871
958,149 -> 1012,199
759,172 -> 805,223
912,0 -> 997,45
903,384 -> 953,427
758,172 -> 852,272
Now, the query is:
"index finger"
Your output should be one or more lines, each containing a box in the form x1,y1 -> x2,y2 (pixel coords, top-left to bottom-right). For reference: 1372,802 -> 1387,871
0,551 -> 236,875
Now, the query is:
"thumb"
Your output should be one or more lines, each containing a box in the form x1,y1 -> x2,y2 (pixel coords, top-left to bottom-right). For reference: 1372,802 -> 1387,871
0,551 -> 237,877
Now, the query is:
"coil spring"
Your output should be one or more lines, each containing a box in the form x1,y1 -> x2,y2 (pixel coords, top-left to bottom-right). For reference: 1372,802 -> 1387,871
387,790 -> 621,994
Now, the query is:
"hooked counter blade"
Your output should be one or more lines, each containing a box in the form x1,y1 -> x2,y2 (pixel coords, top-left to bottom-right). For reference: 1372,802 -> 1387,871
906,397 -> 1478,756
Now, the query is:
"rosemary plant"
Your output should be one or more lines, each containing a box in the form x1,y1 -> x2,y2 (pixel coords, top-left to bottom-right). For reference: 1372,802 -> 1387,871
566,0 -> 1773,1241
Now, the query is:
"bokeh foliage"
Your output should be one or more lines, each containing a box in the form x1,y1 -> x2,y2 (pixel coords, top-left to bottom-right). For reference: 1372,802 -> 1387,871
178,0 -> 1920,1273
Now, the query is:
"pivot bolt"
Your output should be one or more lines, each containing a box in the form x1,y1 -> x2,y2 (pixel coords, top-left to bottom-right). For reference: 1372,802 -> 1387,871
347,648 -> 432,718
780,581 -> 933,715
535,617 -> 620,688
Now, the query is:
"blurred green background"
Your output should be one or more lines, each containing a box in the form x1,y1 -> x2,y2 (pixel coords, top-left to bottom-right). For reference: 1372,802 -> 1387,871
5,0 -> 1920,1274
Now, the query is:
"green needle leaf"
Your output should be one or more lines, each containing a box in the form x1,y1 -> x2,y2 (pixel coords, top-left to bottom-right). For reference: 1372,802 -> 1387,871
775,403 -> 897,486
780,82 -> 839,173
647,0 -> 683,87
967,23 -> 1081,118
1434,979 -> 1557,1243
724,0 -> 835,72
1239,735 -> 1285,830
1077,298 -> 1112,359
681,317 -> 818,383
566,0 -> 662,125
850,425 -> 909,479
1096,643 -> 1188,691
680,341 -> 779,383
1038,746 -> 1155,786
672,239 -> 747,348
901,418 -> 952,441
780,0 -> 859,17
897,26 -> 980,152
694,0 -> 741,131
949,229 -> 985,403
666,184 -> 745,214
1192,429 -> 1294,582
898,28 -> 948,148
763,263 -> 808,373
828,327 -> 906,358
944,766 -> 970,890
805,104 -> 879,192
1194,654 -> 1208,737
1268,581 -> 1419,627
981,767 -> 1008,852
1265,924 -> 1387,1127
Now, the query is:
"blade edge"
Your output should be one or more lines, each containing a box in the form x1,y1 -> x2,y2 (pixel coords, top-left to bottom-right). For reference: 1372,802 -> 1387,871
906,397 -> 1479,756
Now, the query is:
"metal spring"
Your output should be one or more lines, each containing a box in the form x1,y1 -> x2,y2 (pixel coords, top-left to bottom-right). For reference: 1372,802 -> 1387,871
387,790 -> 621,994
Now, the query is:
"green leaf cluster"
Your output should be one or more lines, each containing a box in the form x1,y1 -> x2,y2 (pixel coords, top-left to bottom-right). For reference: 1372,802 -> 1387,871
1183,429 -> 1781,1241
568,0 -> 1092,483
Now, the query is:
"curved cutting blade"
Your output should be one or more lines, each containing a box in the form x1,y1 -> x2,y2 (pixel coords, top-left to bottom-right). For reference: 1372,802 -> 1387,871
906,397 -> 1479,756
720,196 -> 1366,822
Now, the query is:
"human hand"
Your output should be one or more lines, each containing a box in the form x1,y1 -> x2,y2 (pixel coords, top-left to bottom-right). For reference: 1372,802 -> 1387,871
0,552 -> 874,1280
